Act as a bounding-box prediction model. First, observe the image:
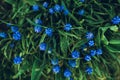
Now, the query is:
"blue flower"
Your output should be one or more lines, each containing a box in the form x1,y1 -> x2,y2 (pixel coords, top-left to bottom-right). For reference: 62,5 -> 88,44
51,59 -> 58,65
86,32 -> 94,40
49,8 -> 54,14
0,32 -> 7,38
80,0 -> 85,2
71,50 -> 80,59
43,2 -> 49,8
54,4 -> 61,12
85,67 -> 93,75
60,6 -> 64,12
90,50 -> 96,56
84,55 -> 91,61
88,40 -> 94,46
11,26 -> 19,32
64,69 -> 72,78
96,49 -> 102,55
53,65 -> 60,74
78,9 -> 84,15
13,31 -> 21,40
111,16 -> 120,24
68,60 -> 76,68
10,43 -> 14,48
45,28 -> 53,37
64,23 -> 72,31
35,19 -> 42,25
13,56 -> 22,64
7,23 -> 12,27
34,26 -> 42,33
32,4 -> 39,11
64,9 -> 69,15
39,42 -> 47,51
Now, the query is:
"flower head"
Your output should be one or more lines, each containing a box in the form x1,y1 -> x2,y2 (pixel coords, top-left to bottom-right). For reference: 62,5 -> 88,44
85,67 -> 93,75
88,40 -> 94,46
54,4 -> 61,12
71,50 -> 80,59
39,42 -> 47,51
96,49 -> 102,55
86,32 -> 94,40
63,9 -> 69,15
51,59 -> 58,65
0,32 -> 7,38
13,56 -> 22,64
68,60 -> 76,68
10,43 -> 14,48
78,9 -> 84,15
35,19 -> 42,25
32,4 -> 39,11
49,8 -> 54,14
111,16 -> 120,24
43,2 -> 49,8
80,0 -> 85,2
45,28 -> 53,37
53,65 -> 60,74
13,31 -> 21,40
90,50 -> 96,56
64,23 -> 72,31
84,55 -> 91,61
34,26 -> 42,33
64,69 -> 72,78
11,26 -> 19,32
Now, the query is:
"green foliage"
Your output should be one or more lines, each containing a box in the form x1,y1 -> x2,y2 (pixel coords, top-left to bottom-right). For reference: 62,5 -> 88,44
0,0 -> 120,80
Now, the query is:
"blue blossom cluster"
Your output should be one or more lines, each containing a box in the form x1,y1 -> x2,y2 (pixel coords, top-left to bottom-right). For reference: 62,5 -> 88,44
111,16 -> 120,24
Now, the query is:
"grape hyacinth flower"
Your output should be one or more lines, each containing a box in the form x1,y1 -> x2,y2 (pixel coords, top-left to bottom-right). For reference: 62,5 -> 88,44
35,19 -> 42,25
54,4 -> 61,12
86,32 -> 94,40
51,59 -> 58,65
96,49 -> 102,55
90,50 -> 96,56
78,9 -> 85,16
84,55 -> 91,61
13,56 -> 22,64
43,2 -> 49,8
34,26 -> 42,33
49,8 -> 54,14
12,31 -> 21,40
85,67 -> 93,75
10,43 -> 14,48
45,28 -> 53,37
68,60 -> 76,68
71,50 -> 80,59
32,4 -> 39,11
80,0 -> 85,2
64,69 -> 72,78
53,65 -> 60,74
39,42 -> 47,51
64,23 -> 72,31
111,16 -> 120,24
11,26 -> 19,32
63,9 -> 69,15
0,32 -> 7,38
88,40 -> 94,46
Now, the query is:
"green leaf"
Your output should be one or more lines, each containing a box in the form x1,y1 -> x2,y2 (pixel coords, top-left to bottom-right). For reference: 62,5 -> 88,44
31,60 -> 45,80
12,62 -> 30,79
109,25 -> 118,32
22,0 -> 36,5
109,39 -> 120,44
105,45 -> 120,53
